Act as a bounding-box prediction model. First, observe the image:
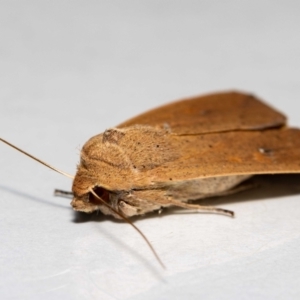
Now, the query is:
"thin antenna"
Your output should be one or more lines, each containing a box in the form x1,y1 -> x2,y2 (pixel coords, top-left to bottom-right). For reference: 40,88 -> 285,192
0,138 -> 74,179
54,189 -> 74,197
89,188 -> 165,269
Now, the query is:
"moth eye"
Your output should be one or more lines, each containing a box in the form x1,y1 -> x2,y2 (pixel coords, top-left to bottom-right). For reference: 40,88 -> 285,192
90,186 -> 110,204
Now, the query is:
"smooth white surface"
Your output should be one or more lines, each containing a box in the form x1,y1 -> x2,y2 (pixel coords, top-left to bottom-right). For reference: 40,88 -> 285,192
1,1 -> 300,299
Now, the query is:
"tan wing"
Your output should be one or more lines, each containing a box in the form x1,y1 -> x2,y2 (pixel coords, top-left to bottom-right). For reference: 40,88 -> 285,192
74,92 -> 298,193
118,91 -> 286,135
145,128 -> 300,184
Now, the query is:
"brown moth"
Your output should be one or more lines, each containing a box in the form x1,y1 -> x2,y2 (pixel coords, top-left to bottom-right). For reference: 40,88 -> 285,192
70,91 -> 300,219
2,91 -> 300,267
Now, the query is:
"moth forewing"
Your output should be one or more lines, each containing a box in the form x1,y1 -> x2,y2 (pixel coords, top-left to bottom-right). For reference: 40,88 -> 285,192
118,91 -> 287,134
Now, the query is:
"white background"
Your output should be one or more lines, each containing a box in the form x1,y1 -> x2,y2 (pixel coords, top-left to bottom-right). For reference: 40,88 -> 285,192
1,1 -> 300,299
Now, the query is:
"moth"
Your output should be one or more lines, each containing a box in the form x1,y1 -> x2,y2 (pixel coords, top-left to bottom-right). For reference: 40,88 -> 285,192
2,91 -> 300,266
70,91 -> 300,219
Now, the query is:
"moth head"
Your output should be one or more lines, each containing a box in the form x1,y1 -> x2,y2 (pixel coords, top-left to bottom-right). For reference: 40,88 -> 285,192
71,185 -> 108,212
72,185 -> 142,219
71,170 -> 136,219
71,154 -> 124,217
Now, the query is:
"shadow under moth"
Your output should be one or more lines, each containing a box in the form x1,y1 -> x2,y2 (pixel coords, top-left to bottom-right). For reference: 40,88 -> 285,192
1,91 -> 300,267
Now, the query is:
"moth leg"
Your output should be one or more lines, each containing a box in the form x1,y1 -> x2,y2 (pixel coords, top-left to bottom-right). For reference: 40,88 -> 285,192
54,189 -> 74,198
167,199 -> 234,217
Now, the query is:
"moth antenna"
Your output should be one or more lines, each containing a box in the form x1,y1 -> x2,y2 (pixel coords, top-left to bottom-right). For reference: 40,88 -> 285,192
0,138 -> 74,179
89,188 -> 165,269
54,189 -> 74,197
